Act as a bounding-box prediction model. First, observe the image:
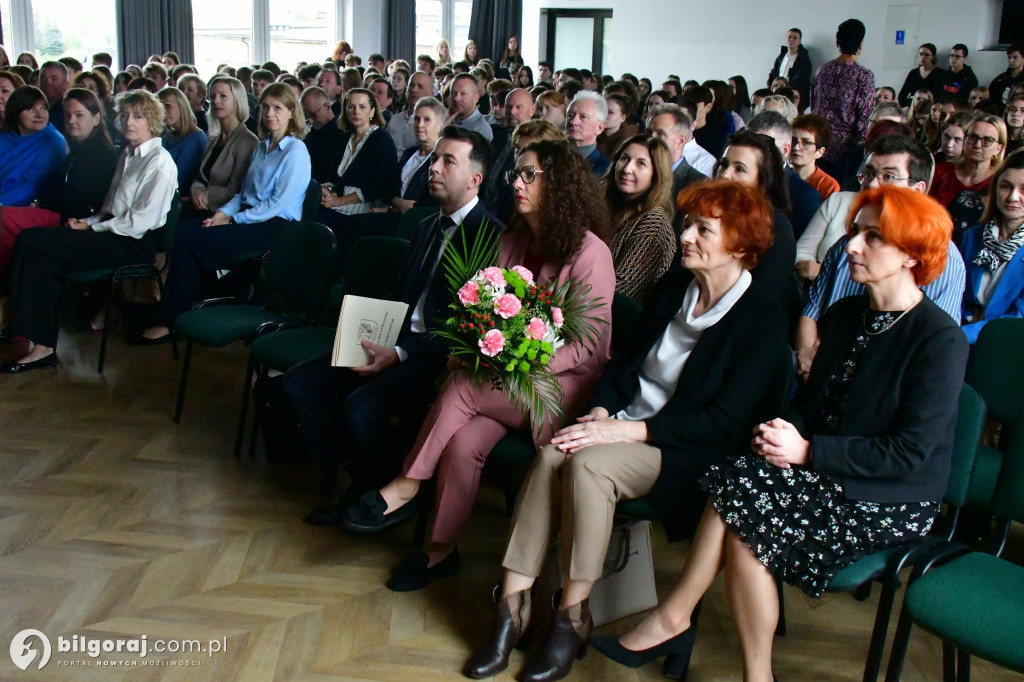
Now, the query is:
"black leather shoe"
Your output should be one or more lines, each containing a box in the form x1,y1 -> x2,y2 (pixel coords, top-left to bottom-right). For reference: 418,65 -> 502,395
341,490 -> 418,534
0,353 -> 57,374
464,586 -> 531,679
518,597 -> 591,682
386,548 -> 460,592
590,603 -> 701,680
303,503 -> 348,526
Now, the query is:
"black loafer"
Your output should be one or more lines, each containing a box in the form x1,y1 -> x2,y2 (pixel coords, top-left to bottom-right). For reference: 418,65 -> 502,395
0,353 -> 57,373
303,502 -> 348,526
386,548 -> 460,592
341,490 -> 419,534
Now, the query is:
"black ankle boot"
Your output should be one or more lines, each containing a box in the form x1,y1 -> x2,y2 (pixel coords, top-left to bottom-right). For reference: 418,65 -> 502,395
517,597 -> 591,682
463,586 -> 531,679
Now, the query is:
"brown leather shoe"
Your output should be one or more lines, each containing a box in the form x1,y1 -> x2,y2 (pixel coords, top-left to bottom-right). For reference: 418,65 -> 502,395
463,586 -> 531,679
517,597 -> 591,682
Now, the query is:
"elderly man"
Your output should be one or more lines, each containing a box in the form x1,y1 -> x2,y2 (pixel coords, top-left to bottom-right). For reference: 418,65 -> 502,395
746,111 -> 822,240
301,86 -> 341,183
386,71 -> 434,157
446,73 -> 493,141
39,61 -> 70,135
647,104 -> 708,199
565,91 -> 610,175
482,88 -> 536,222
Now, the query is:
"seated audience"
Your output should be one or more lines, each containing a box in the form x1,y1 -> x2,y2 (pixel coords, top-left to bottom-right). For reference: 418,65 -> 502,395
177,74 -> 208,132
898,43 -> 941,106
447,73 -> 493,141
603,135 -> 676,305
1004,94 -> 1024,155
388,96 -> 445,213
730,74 -> 752,121
0,69 -> 26,130
939,43 -> 978,99
0,90 -> 177,372
930,114 -> 1005,207
158,87 -> 208,196
386,71 -> 433,157
301,86 -> 341,182
369,78 -> 395,122
464,179 -> 785,680
810,19 -> 875,165
790,113 -> 840,200
968,86 -> 989,109
592,186 -> 966,682
989,44 -> 1024,106
481,88 -> 536,223
141,82 -> 311,343
536,89 -> 567,129
565,91 -> 611,175
907,88 -> 934,144
189,76 -> 259,215
0,86 -> 67,207
646,104 -> 707,203
875,86 -> 896,104
959,150 -> 1024,343
142,62 -> 168,91
39,61 -> 70,135
934,111 -> 973,165
341,140 -> 614,597
596,92 -> 637,159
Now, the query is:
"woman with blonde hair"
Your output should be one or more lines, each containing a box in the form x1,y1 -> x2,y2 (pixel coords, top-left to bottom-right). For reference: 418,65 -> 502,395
603,135 -> 676,305
930,114 -> 1006,207
436,39 -> 453,66
158,86 -> 207,195
535,89 -> 567,130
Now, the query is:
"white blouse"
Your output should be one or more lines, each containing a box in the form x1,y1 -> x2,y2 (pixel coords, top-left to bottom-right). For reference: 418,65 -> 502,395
86,137 -> 178,239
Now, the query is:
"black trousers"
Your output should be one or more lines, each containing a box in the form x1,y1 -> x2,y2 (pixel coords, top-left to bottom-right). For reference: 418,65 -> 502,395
9,227 -> 153,347
283,351 -> 444,492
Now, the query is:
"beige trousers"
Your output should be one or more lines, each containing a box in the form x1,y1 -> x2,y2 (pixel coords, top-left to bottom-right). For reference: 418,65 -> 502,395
501,441 -> 662,582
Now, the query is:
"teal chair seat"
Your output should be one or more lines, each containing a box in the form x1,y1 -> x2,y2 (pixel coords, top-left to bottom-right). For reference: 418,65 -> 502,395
615,497 -> 659,520
175,306 -> 285,348
248,325 -> 336,371
903,552 -> 1024,673
64,268 -> 119,283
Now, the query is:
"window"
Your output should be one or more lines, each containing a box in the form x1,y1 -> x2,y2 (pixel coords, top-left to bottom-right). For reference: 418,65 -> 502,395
416,0 -> 472,63
31,0 -> 117,67
415,0 -> 442,60
1,0 -> 13,57
192,0 -> 254,78
269,0 -> 330,72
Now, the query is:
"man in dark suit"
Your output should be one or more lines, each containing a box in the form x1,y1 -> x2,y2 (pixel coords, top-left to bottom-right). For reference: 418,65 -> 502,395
285,126 -> 502,525
647,104 -> 707,196
300,87 -> 341,184
566,91 -> 612,176
481,88 -> 535,223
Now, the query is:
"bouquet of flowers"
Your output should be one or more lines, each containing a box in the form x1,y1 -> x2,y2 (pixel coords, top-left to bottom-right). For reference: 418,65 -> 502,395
434,223 -> 606,431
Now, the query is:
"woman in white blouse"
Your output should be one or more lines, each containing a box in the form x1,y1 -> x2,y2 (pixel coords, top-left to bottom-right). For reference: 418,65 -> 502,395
0,89 -> 176,372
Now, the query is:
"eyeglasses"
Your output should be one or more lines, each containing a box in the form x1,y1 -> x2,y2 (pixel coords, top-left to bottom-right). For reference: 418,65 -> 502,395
965,133 -> 999,148
792,137 -> 817,149
505,166 -> 544,185
857,170 -> 910,185
949,53 -> 965,60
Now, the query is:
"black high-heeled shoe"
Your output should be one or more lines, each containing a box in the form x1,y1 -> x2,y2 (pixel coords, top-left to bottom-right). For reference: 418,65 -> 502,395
590,603 -> 702,680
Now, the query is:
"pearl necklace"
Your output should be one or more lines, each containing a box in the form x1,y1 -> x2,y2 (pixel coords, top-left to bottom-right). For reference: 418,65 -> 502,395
862,295 -> 924,336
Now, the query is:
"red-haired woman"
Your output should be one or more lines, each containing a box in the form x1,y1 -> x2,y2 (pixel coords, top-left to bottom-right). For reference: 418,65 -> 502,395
592,186 -> 967,681
463,180 -> 787,681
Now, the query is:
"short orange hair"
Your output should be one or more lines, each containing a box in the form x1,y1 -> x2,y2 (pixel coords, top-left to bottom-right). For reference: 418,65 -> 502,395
846,186 -> 951,285
676,179 -> 775,269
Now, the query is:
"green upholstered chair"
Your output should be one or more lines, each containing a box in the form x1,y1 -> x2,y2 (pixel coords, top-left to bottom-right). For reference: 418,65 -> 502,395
884,401 -> 1024,682
397,206 -> 440,241
302,179 -> 322,221
172,221 -> 336,429
239,235 -> 410,456
64,189 -> 181,373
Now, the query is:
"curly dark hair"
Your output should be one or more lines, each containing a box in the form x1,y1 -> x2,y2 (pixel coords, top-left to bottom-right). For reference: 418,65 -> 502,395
512,140 -> 610,262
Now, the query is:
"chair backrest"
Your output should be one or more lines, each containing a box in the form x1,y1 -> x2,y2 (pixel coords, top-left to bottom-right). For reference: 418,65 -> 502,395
944,383 -> 987,507
161,189 -> 182,253
263,221 -> 337,317
339,236 -> 410,299
301,179 -> 321,221
398,206 -> 439,241
992,412 -> 1024,524
966,319 -> 1024,425
753,341 -> 796,425
611,293 -> 642,359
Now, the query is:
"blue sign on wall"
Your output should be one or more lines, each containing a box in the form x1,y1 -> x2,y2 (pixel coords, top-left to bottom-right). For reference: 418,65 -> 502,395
895,30 -> 905,45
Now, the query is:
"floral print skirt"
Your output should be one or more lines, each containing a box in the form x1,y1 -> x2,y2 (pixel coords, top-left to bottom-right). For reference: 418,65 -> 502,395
700,454 -> 939,598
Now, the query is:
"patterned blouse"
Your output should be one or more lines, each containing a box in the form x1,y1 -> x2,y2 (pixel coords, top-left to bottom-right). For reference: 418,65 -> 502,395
811,59 -> 875,164
609,206 -> 675,306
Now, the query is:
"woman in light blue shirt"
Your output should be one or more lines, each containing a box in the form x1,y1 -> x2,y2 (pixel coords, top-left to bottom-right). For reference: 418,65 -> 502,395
142,82 -> 311,343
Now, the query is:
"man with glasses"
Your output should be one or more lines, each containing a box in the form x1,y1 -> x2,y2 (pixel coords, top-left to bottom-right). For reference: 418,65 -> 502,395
300,86 -> 340,183
793,134 -> 965,379
990,44 -> 1024,105
939,44 -> 978,99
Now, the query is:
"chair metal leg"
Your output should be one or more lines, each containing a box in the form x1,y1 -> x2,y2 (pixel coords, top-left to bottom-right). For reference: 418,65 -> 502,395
234,353 -> 256,457
173,340 -> 193,423
862,575 -> 899,682
97,279 -> 118,373
154,276 -> 179,361
883,604 -> 915,682
942,643 -> 957,682
955,649 -> 970,682
246,364 -> 265,459
775,575 -> 787,636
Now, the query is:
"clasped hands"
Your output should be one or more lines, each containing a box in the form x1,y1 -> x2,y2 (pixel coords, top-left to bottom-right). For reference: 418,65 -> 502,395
550,407 -> 647,457
751,418 -> 811,469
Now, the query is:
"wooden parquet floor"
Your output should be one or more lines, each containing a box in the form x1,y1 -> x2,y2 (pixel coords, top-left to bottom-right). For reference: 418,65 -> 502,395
0,327 -> 1021,681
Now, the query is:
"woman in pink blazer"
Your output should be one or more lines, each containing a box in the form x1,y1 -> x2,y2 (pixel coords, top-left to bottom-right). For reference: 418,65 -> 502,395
343,140 -> 616,591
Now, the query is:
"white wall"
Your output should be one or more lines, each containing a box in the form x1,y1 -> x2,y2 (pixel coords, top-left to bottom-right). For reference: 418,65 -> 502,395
521,0 -> 1009,94
349,0 -> 385,57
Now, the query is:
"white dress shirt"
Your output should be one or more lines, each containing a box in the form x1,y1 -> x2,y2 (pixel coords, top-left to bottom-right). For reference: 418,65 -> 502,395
86,137 -> 177,238
682,138 -> 716,177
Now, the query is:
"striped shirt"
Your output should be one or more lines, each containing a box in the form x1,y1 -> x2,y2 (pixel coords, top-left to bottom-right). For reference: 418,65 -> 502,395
803,235 -> 965,321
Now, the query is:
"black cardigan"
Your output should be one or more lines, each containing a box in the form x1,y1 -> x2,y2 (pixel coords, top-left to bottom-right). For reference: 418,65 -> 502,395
590,268 -> 790,540
396,146 -> 436,206
37,133 -> 120,221
328,127 -> 398,204
793,295 -> 968,503
768,44 -> 812,107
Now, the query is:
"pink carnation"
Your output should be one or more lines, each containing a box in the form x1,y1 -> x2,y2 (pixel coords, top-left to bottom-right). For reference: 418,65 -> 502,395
481,266 -> 507,288
525,317 -> 547,340
478,329 -> 505,357
457,280 -> 480,306
511,265 -> 535,285
551,307 -> 564,328
494,293 -> 523,319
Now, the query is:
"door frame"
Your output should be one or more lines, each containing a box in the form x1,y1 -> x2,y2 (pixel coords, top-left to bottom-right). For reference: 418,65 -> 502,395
544,9 -> 613,73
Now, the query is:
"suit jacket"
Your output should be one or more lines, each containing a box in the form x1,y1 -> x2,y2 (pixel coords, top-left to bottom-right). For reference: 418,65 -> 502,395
395,201 -> 504,362
794,295 -> 968,503
590,268 -> 790,540
396,146 -> 436,206
304,118 -> 342,184
960,224 -> 1024,343
671,157 -> 706,200
768,44 -> 812,106
191,123 -> 260,211
586,147 -> 612,177
330,127 -> 399,203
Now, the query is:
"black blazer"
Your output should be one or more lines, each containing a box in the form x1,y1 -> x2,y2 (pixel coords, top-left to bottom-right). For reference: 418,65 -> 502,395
768,44 -> 812,106
793,295 -> 968,504
396,146 -> 436,206
590,268 -> 790,540
37,133 -> 120,221
329,127 -> 398,203
395,200 -> 505,362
